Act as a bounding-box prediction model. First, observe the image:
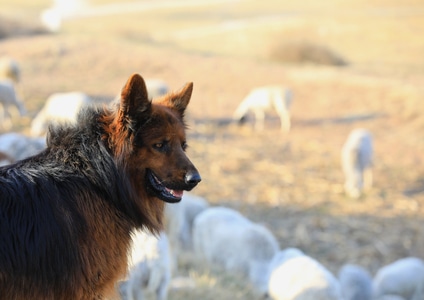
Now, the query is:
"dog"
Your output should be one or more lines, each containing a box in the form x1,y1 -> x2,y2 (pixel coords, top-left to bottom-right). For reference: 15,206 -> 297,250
233,86 -> 293,132
0,73 -> 201,299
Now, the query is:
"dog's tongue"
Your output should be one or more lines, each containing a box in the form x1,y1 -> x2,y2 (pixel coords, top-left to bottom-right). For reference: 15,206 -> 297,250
166,187 -> 183,198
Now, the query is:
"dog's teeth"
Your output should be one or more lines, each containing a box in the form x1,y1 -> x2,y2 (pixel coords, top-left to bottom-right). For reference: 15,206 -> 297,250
166,188 -> 183,198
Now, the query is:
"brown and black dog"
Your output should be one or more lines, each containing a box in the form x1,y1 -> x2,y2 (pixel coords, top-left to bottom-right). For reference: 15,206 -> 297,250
0,73 -> 201,299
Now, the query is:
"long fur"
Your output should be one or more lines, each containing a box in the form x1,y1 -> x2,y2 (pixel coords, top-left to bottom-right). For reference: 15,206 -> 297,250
0,73 -> 200,299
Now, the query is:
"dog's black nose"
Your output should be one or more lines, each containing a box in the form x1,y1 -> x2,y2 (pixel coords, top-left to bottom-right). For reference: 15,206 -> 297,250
185,171 -> 201,188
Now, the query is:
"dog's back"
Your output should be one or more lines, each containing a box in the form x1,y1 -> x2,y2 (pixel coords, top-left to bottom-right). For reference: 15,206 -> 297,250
0,165 -> 83,299
0,116 -> 133,299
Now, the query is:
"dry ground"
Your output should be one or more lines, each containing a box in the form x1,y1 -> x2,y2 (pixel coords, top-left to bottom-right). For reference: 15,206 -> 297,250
1,0 -> 424,299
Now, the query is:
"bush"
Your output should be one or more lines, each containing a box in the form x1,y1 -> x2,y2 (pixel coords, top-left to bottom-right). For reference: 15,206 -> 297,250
269,41 -> 348,66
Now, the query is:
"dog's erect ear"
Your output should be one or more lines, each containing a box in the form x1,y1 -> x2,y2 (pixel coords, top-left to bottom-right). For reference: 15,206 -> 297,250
161,82 -> 193,117
120,73 -> 151,120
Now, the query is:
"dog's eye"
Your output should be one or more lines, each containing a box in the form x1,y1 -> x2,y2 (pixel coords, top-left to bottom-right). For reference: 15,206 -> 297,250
153,141 -> 170,152
182,141 -> 188,151
153,142 -> 164,149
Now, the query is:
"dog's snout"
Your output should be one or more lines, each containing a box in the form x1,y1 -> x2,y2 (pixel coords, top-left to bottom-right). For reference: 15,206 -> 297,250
185,170 -> 201,188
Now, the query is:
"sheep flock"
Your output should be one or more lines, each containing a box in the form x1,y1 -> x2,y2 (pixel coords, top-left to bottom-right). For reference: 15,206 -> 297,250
0,56 -> 421,300
118,195 -> 424,300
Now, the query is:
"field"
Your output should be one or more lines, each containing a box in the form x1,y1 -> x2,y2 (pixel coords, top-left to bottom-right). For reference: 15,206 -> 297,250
1,0 -> 424,298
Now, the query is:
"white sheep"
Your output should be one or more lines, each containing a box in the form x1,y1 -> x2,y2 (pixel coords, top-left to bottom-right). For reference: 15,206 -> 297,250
0,132 -> 46,161
192,206 -> 279,295
164,192 -> 209,272
0,80 -> 26,130
30,91 -> 93,136
119,230 -> 172,300
0,57 -> 20,83
233,86 -> 293,131
373,257 -> 424,300
267,248 -> 343,300
338,263 -> 373,300
341,128 -> 373,198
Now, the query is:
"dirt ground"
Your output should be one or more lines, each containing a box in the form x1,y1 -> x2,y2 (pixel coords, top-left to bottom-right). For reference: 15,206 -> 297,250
1,0 -> 424,299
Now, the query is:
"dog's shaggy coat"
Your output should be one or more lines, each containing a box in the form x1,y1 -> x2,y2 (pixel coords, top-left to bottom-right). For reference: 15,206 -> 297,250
0,73 -> 200,300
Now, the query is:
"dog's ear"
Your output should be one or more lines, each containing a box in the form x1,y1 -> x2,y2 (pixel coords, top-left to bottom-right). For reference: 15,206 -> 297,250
160,82 -> 193,118
120,73 -> 151,121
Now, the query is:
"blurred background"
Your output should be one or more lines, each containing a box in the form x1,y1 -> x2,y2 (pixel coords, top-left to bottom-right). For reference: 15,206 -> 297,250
1,0 -> 424,299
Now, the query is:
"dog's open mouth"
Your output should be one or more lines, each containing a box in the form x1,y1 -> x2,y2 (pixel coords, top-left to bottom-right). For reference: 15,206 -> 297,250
146,170 -> 184,203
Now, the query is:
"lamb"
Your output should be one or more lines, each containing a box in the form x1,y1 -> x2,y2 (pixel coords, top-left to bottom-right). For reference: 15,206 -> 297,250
0,80 -> 26,130
0,57 -> 21,83
0,132 -> 46,161
233,86 -> 293,131
164,192 -> 209,272
119,230 -> 172,300
267,248 -> 343,300
373,257 -> 424,300
192,206 -> 279,295
341,128 -> 373,198
338,263 -> 373,300
30,91 -> 93,136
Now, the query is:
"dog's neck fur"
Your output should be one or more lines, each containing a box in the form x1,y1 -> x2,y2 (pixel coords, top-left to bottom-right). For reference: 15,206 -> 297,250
45,105 -> 164,234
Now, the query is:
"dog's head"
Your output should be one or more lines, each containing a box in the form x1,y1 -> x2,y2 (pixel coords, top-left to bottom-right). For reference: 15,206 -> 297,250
103,73 -> 201,230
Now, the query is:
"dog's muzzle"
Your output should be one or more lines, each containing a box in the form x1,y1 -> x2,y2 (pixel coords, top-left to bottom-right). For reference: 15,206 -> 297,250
146,169 -> 201,203
184,170 -> 201,190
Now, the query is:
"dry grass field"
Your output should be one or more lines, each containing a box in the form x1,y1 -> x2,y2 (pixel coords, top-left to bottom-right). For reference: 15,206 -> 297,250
1,0 -> 424,299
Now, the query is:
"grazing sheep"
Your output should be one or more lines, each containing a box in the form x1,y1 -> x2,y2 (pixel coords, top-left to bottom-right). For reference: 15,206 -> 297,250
30,91 -> 93,136
341,128 -> 373,198
338,263 -> 373,300
0,132 -> 46,161
119,230 -> 172,300
233,86 -> 293,131
0,57 -> 20,83
164,193 -> 209,272
267,248 -> 343,300
0,80 -> 26,130
193,206 -> 279,295
373,257 -> 424,300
